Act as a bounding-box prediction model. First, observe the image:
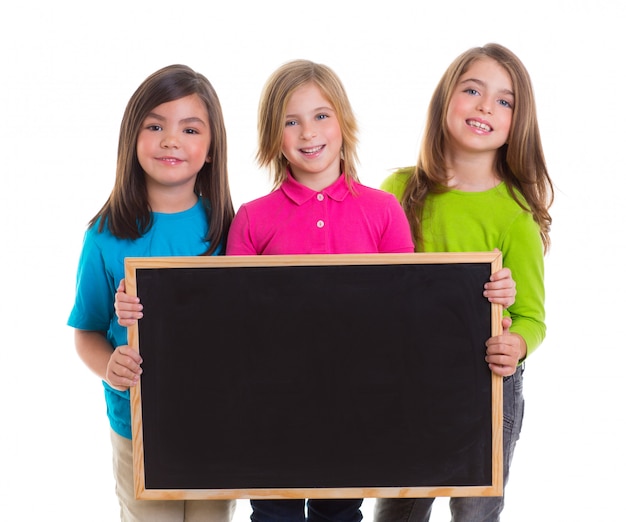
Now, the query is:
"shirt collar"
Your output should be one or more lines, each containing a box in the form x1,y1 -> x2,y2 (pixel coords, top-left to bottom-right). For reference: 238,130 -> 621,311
281,170 -> 351,205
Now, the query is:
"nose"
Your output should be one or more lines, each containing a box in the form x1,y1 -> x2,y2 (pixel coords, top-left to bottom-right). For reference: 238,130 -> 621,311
300,123 -> 317,140
477,98 -> 493,115
160,132 -> 180,149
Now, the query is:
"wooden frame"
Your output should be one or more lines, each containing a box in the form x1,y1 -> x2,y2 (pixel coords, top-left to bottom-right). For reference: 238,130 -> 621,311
125,252 -> 503,500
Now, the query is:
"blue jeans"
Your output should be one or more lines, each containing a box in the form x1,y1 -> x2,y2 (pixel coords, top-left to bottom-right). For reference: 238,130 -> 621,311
250,499 -> 363,522
373,365 -> 525,522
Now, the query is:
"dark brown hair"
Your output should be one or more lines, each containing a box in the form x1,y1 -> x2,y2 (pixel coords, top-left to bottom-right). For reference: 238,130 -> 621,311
90,64 -> 234,254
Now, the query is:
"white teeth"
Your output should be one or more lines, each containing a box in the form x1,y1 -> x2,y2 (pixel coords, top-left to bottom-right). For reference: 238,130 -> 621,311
301,146 -> 323,153
467,120 -> 492,132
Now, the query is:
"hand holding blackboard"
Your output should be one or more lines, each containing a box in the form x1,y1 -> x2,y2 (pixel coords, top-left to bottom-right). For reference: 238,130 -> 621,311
482,260 -> 516,307
115,278 -> 143,327
485,315 -> 524,376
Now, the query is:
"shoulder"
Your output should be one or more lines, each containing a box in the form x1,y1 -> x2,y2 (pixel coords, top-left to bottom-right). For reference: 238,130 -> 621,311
351,181 -> 404,208
380,167 -> 414,200
349,182 -> 408,227
82,217 -> 115,249
353,181 -> 395,200
76,219 -> 129,277
507,184 -> 532,208
493,184 -> 536,222
230,190 -> 283,235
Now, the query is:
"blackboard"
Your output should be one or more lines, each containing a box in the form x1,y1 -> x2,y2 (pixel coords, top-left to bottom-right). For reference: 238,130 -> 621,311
125,252 -> 503,500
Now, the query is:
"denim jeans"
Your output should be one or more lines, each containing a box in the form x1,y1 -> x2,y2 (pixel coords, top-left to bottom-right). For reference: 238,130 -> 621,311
373,364 -> 525,522
250,499 -> 363,522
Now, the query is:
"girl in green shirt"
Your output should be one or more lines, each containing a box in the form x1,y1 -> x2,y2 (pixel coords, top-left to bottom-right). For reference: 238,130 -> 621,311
375,43 -> 553,522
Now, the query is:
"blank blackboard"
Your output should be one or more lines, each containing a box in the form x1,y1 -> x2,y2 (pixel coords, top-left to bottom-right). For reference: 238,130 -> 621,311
125,252 -> 503,500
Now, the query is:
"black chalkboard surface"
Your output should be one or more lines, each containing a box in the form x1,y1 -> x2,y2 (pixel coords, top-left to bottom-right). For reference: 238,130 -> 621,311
125,253 -> 503,500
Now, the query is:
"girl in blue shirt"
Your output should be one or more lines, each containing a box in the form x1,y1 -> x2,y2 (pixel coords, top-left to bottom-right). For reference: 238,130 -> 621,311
68,64 -> 235,522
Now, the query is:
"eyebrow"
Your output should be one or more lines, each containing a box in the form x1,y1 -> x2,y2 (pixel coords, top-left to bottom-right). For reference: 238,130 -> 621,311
145,112 -> 208,127
460,78 -> 514,97
285,105 -> 336,119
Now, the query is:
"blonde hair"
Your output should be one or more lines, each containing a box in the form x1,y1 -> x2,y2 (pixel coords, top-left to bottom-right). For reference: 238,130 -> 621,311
402,43 -> 553,252
256,59 -> 359,189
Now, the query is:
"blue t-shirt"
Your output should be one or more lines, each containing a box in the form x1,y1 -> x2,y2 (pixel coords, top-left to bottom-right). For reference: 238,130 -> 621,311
68,199 -> 220,438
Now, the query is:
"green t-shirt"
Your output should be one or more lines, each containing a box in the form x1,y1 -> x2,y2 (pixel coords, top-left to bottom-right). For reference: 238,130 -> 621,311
381,168 -> 545,356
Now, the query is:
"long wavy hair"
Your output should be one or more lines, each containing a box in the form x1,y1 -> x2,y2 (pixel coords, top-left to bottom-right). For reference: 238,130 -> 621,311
256,59 -> 359,190
402,43 -> 553,252
90,64 -> 234,255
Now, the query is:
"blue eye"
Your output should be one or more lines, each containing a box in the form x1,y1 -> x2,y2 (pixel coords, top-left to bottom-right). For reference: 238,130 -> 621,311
464,88 -> 479,96
316,113 -> 328,121
498,99 -> 513,109
285,120 -> 297,127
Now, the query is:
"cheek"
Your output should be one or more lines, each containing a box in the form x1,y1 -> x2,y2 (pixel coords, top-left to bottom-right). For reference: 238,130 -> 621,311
283,126 -> 296,143
135,138 -> 150,164
501,115 -> 513,140
190,138 -> 211,159
446,101 -> 464,124
444,111 -> 457,136
328,123 -> 343,147
281,128 -> 297,153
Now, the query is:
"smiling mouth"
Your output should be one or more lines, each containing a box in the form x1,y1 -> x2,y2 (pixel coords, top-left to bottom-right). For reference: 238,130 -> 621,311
300,145 -> 324,155
467,120 -> 492,132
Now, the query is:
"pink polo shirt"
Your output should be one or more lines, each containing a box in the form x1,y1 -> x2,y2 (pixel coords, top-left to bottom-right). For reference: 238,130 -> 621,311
226,173 -> 414,255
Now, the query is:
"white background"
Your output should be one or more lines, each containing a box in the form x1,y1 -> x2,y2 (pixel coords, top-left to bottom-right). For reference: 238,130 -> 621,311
1,1 -> 625,520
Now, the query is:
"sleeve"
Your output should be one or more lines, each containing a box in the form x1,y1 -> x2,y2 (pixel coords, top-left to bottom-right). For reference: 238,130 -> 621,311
67,229 -> 116,333
378,194 -> 415,253
225,205 -> 258,255
503,211 -> 546,357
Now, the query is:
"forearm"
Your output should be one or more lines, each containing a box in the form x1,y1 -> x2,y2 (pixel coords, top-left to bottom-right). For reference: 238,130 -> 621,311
508,313 -> 544,357
74,329 -> 114,381
503,222 -> 545,357
512,332 -> 528,362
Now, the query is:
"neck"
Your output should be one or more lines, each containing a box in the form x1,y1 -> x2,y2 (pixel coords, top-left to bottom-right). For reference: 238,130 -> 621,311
290,168 -> 342,192
148,188 -> 199,213
445,150 -> 500,192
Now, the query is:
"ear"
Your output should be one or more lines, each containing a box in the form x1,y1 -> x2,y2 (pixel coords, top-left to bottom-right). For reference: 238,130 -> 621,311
205,154 -> 212,163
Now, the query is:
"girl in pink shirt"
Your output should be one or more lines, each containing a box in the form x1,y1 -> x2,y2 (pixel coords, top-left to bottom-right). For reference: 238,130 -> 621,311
230,58 -> 411,522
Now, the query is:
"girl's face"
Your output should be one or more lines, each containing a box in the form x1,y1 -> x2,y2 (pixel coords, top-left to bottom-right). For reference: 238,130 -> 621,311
445,57 -> 514,157
137,94 -> 211,208
281,82 -> 343,190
